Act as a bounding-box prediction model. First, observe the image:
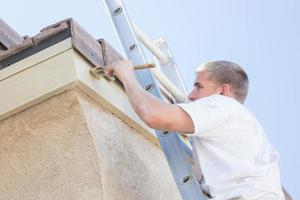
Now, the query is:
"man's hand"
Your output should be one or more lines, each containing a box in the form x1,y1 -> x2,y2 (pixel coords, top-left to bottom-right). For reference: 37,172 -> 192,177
104,59 -> 135,83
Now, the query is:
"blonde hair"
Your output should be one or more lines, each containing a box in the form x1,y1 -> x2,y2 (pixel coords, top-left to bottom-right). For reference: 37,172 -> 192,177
196,61 -> 249,103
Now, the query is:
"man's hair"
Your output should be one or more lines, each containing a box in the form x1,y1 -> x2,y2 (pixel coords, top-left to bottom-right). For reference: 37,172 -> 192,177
196,60 -> 249,103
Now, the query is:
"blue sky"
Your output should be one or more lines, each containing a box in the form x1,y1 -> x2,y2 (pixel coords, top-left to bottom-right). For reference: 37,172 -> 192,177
2,0 -> 299,198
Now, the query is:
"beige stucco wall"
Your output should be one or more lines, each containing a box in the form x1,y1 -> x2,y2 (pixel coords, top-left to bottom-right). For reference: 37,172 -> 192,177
0,87 -> 180,200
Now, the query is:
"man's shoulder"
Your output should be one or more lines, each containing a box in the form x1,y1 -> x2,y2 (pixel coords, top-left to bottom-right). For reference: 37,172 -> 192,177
199,95 -> 254,118
181,94 -> 251,117
194,94 -> 241,108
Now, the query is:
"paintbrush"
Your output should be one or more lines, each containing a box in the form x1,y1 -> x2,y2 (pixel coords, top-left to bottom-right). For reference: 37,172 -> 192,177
90,63 -> 156,80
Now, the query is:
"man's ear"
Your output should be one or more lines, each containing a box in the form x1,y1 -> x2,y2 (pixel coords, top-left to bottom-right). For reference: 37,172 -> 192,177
220,84 -> 230,96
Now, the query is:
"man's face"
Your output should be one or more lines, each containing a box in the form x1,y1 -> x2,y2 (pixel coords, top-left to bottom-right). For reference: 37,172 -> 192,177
188,70 -> 220,101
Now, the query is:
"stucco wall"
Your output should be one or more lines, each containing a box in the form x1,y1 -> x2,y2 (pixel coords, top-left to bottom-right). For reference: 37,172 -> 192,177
0,87 -> 180,200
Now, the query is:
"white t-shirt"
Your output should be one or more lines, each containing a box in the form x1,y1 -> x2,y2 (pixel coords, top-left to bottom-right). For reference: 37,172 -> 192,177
177,94 -> 284,200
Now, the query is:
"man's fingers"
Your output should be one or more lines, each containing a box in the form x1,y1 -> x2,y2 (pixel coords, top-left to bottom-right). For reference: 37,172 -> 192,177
103,67 -> 117,81
104,67 -> 114,77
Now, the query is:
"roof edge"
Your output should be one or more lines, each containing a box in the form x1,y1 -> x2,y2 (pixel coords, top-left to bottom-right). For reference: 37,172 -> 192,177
0,18 -> 123,71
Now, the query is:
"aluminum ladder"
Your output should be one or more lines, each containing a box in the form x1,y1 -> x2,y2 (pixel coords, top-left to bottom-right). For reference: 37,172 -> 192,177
103,1 -> 206,199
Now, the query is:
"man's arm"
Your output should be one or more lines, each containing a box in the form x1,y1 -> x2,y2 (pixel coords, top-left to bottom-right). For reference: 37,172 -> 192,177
104,60 -> 194,133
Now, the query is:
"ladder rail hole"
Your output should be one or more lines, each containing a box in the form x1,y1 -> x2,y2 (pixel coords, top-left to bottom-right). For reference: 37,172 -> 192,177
113,7 -> 123,16
181,175 -> 192,184
144,83 -> 154,92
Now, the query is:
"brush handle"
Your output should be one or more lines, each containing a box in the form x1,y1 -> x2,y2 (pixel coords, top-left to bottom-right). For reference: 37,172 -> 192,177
90,63 -> 156,80
133,63 -> 156,70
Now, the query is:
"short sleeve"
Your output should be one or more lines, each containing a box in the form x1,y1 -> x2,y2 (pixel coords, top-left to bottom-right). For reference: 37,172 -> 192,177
177,95 -> 230,138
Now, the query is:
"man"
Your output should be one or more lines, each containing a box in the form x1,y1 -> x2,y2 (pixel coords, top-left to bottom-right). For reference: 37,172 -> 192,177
104,60 -> 284,200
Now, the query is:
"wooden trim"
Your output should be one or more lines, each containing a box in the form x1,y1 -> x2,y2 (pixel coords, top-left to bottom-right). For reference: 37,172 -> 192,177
0,38 -> 72,81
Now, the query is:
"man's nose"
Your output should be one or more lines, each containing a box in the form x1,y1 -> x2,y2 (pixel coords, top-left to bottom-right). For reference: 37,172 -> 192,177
188,92 -> 195,101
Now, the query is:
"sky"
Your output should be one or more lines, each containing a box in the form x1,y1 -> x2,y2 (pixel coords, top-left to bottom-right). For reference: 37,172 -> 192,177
2,0 -> 299,198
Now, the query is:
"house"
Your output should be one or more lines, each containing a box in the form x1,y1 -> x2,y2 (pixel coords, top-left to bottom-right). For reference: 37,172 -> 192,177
0,18 -> 181,200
